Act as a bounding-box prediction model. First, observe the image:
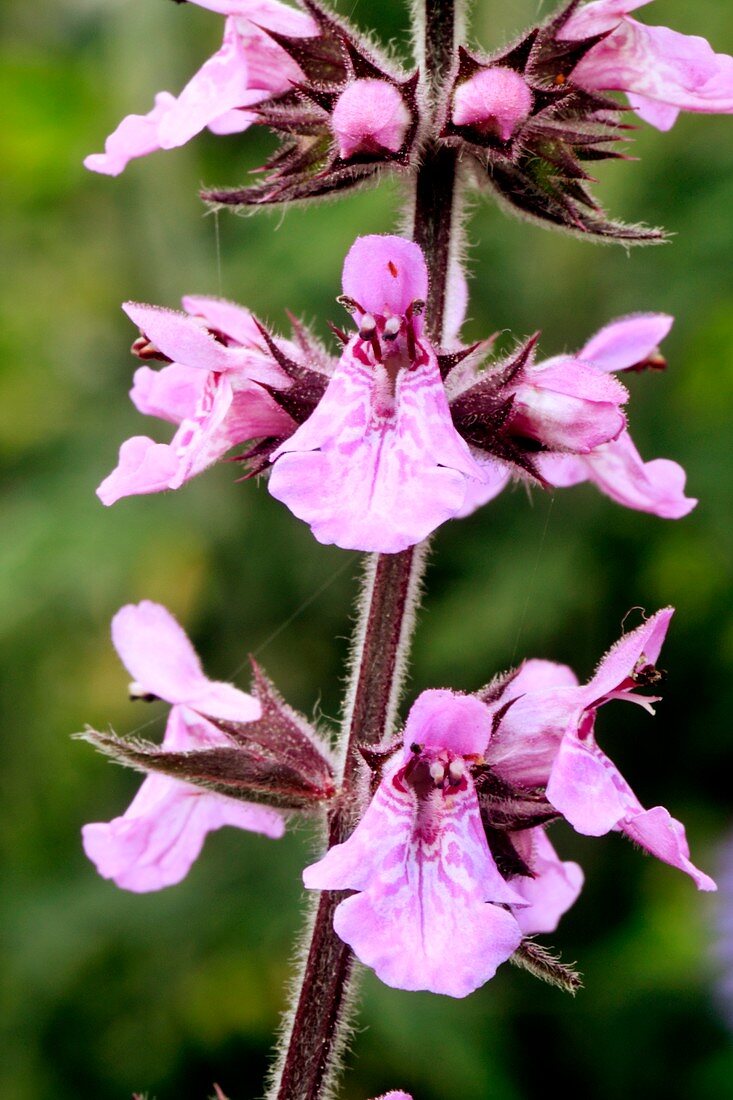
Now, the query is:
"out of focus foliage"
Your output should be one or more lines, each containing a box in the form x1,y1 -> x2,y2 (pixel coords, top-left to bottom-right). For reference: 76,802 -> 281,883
1,1 -> 732,1097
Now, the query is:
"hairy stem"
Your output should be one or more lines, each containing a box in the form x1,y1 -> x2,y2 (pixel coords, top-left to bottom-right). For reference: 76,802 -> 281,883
267,6 -> 463,1099
414,0 -> 462,340
268,547 -> 427,1100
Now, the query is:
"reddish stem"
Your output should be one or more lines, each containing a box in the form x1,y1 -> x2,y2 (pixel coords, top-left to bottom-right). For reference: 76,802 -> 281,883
268,4 -> 461,1097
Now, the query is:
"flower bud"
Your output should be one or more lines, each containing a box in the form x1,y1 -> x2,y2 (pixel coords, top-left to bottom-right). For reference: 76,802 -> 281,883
331,78 -> 411,159
452,67 -> 533,142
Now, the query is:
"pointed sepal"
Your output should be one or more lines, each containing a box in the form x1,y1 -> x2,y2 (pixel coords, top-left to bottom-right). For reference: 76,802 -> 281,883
474,765 -> 561,832
510,939 -> 583,994
198,658 -> 337,801
229,316 -> 333,477
477,156 -> 664,243
79,725 -> 335,812
79,660 -> 336,813
449,335 -> 549,482
440,5 -> 666,244
252,317 -> 330,424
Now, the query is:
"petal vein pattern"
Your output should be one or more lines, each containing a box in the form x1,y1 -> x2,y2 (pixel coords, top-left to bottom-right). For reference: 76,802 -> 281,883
305,758 -> 522,997
269,235 -> 483,553
270,347 -> 481,552
304,691 -> 525,997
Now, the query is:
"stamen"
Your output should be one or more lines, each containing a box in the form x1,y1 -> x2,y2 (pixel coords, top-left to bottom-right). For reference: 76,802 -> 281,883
336,294 -> 366,316
131,336 -> 170,362
358,313 -> 377,339
448,759 -> 465,780
429,761 -> 446,785
405,320 -> 417,364
383,316 -> 401,340
387,261 -> 399,278
128,681 -> 159,702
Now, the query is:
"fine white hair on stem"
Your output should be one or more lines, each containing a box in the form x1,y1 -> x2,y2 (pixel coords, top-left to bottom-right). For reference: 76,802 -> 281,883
263,873 -> 365,1100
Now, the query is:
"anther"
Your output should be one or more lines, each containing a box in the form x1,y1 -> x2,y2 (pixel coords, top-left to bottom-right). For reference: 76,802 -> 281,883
383,316 -> 401,341
359,313 -> 378,339
131,336 -> 171,362
429,761 -> 446,784
448,759 -> 465,781
336,294 -> 362,315
128,681 -> 159,702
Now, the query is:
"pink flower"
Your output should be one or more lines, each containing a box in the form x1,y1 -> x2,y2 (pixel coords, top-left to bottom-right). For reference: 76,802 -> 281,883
82,601 -> 284,892
85,0 -> 316,175
98,296 -> 295,505
456,312 -> 694,520
99,245 -> 692,545
562,0 -> 733,131
511,829 -> 584,935
537,313 -> 696,518
304,690 -> 559,998
268,236 -> 484,553
486,610 -> 716,891
450,332 -> 631,512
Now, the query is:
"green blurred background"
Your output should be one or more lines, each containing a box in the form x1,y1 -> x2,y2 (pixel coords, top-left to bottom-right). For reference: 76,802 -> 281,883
2,0 -> 732,1096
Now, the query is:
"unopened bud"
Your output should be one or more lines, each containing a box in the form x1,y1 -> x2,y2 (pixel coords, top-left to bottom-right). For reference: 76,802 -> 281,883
452,67 -> 533,142
332,78 -> 411,160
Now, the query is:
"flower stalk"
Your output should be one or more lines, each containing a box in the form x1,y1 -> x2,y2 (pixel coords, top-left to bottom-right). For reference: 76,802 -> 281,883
267,4 -> 464,1098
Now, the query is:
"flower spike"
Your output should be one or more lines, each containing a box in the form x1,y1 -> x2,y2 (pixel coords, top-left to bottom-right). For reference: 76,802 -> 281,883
99,243 -> 694,544
303,614 -> 714,998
